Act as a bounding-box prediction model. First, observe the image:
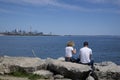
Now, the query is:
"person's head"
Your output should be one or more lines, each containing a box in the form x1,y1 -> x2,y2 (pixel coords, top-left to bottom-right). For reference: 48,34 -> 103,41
67,41 -> 75,47
83,41 -> 88,47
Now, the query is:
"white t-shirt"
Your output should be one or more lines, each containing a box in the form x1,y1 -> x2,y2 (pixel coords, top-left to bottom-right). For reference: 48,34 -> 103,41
80,47 -> 92,63
65,46 -> 73,57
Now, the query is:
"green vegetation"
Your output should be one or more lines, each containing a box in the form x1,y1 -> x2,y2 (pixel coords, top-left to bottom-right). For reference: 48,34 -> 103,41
9,69 -> 47,80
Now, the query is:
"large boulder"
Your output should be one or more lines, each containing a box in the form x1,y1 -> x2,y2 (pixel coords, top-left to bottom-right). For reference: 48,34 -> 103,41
0,56 -> 46,74
46,58 -> 91,80
95,61 -> 120,80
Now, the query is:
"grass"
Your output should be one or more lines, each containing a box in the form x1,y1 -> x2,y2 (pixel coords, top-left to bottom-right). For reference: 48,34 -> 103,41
9,68 -> 47,80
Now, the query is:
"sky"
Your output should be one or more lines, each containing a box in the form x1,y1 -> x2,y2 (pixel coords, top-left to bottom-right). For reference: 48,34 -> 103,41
0,0 -> 120,35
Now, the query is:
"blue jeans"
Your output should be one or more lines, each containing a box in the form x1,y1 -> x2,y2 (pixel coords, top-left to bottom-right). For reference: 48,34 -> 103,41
65,57 -> 77,62
80,60 -> 94,70
89,60 -> 94,69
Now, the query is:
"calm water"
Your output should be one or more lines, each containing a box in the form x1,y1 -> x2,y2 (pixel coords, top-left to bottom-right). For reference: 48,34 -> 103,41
0,36 -> 120,65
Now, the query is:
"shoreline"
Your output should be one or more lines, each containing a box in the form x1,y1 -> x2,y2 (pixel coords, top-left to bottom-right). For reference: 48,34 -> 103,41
0,34 -> 59,36
0,33 -> 120,37
1,55 -> 120,65
0,56 -> 120,80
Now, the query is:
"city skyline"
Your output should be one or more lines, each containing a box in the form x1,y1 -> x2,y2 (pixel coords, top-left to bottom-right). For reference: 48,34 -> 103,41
0,0 -> 120,35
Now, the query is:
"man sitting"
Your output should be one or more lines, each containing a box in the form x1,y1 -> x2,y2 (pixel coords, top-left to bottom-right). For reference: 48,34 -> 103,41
79,41 -> 94,70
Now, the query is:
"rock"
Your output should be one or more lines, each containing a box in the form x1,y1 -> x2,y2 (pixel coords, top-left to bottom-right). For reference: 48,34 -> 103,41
0,63 -> 11,74
86,75 -> 95,80
55,78 -> 72,80
95,61 -> 120,80
0,56 -> 46,73
54,74 -> 64,79
95,61 -> 117,67
46,58 -> 91,80
0,56 -> 120,80
33,70 -> 53,79
57,57 -> 65,61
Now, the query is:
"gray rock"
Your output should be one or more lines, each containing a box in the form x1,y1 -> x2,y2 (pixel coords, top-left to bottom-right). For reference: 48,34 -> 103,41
0,56 -> 46,73
46,58 -> 91,80
95,61 -> 120,80
57,57 -> 65,61
54,74 -> 64,79
33,70 -> 53,79
86,76 -> 95,80
0,56 -> 119,80
54,78 -> 72,80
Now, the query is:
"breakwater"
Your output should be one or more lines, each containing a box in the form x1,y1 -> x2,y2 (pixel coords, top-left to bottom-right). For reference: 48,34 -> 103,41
0,56 -> 120,80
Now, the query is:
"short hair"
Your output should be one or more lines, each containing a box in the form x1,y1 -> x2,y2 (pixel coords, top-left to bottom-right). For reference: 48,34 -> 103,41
67,41 -> 75,47
83,41 -> 88,46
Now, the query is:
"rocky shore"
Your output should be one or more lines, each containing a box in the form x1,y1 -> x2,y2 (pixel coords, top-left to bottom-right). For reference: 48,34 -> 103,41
0,56 -> 120,80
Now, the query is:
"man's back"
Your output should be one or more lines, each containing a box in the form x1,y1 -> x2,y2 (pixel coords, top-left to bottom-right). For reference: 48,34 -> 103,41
80,47 -> 92,63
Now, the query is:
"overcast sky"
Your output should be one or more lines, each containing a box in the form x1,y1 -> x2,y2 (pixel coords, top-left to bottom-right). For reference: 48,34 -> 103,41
0,0 -> 120,35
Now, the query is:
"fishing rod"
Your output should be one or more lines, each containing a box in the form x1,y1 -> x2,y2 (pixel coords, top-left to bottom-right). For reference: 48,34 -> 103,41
0,52 -> 4,63
32,49 -> 37,57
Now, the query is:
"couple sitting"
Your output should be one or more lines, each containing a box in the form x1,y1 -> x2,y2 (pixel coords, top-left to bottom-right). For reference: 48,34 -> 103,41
65,41 -> 94,69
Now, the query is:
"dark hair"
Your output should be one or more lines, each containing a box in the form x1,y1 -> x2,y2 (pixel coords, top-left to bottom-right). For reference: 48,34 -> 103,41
83,41 -> 88,46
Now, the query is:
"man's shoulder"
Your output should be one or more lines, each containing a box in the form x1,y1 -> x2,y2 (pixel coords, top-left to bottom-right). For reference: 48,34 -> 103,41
87,47 -> 92,51
80,47 -> 92,51
80,47 -> 84,50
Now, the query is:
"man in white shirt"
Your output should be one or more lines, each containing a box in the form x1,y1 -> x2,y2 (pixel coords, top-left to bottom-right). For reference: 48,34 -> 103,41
79,41 -> 94,68
79,42 -> 97,79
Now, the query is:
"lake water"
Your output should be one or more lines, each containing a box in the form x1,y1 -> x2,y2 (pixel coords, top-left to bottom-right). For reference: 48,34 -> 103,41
0,36 -> 120,65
